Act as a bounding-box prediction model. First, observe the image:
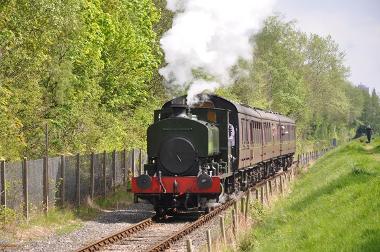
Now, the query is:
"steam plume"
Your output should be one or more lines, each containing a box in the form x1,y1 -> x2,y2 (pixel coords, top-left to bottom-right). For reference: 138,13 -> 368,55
159,0 -> 275,104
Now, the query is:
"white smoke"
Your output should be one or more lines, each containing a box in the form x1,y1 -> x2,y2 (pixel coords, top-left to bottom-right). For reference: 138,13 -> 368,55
159,0 -> 276,105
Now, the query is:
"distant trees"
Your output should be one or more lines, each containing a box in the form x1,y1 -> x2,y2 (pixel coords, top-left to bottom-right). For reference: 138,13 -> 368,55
360,89 -> 380,130
222,16 -> 380,148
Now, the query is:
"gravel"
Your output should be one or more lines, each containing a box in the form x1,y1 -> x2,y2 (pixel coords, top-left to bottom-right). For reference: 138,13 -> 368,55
6,203 -> 154,252
102,221 -> 190,252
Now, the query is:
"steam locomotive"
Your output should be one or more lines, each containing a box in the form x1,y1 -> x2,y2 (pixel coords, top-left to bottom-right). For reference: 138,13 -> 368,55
132,94 -> 296,216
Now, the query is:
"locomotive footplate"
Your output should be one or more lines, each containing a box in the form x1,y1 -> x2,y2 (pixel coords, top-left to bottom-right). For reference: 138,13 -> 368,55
132,176 -> 221,195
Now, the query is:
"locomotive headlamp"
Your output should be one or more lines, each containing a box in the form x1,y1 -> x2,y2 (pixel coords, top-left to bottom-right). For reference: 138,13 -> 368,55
197,173 -> 212,189
136,174 -> 152,190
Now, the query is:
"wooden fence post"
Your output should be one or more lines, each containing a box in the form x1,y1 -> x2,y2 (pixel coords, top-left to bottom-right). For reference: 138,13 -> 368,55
269,180 -> 273,196
76,153 -> 80,206
232,209 -> 237,236
139,149 -> 144,175
122,149 -> 127,186
234,201 -> 238,223
186,239 -> 193,252
279,175 -> 283,195
206,229 -> 212,252
260,186 -> 264,204
112,150 -> 116,191
103,151 -> 107,198
43,156 -> 49,214
245,191 -> 250,219
131,149 -> 135,178
22,157 -> 29,220
220,215 -> 226,245
265,181 -> 270,204
255,189 -> 259,201
297,154 -> 300,168
284,173 -> 287,185
240,197 -> 245,215
60,155 -> 65,204
0,160 -> 6,207
90,153 -> 95,199
274,177 -> 278,193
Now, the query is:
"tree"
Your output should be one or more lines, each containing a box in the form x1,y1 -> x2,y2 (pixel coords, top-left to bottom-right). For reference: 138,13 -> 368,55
0,0 -> 164,159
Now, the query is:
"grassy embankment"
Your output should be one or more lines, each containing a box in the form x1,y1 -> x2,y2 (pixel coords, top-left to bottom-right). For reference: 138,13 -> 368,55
0,187 -> 133,241
240,137 -> 380,251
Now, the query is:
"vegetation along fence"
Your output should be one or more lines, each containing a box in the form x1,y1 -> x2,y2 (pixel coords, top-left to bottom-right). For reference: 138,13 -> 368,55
0,149 -> 146,219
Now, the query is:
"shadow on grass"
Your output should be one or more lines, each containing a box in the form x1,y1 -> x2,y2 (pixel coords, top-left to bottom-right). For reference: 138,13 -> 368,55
289,170 -> 373,213
355,228 -> 380,252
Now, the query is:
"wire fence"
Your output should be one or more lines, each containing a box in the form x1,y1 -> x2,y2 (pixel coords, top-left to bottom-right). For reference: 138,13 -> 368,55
0,149 -> 146,218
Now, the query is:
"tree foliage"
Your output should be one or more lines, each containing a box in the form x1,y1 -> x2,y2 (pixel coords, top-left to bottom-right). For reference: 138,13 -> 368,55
223,16 -> 380,149
0,0 -> 162,159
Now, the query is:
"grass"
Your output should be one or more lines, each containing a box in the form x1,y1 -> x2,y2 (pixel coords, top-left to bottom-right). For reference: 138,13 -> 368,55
95,186 -> 134,209
0,187 -> 133,242
239,137 -> 380,252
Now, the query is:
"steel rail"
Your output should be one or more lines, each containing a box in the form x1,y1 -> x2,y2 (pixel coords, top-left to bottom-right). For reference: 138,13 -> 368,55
75,217 -> 154,252
146,200 -> 235,252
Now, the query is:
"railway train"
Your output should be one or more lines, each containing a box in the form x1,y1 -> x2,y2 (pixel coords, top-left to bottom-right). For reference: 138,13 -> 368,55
132,94 -> 296,216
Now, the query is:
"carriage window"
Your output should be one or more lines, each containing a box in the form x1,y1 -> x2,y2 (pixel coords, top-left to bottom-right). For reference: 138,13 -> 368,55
255,122 -> 257,144
286,125 -> 289,141
262,123 -> 265,144
255,122 -> 258,144
290,125 -> 292,140
241,119 -> 245,144
250,121 -> 254,144
245,120 -> 249,144
263,123 -> 266,144
270,123 -> 273,143
259,122 -> 262,144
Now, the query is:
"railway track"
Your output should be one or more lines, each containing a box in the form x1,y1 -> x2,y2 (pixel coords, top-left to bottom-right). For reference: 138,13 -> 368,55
76,218 -> 154,252
76,164 -> 297,252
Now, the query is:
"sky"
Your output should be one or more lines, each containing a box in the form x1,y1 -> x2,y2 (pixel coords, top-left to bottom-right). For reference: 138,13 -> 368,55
273,0 -> 380,92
